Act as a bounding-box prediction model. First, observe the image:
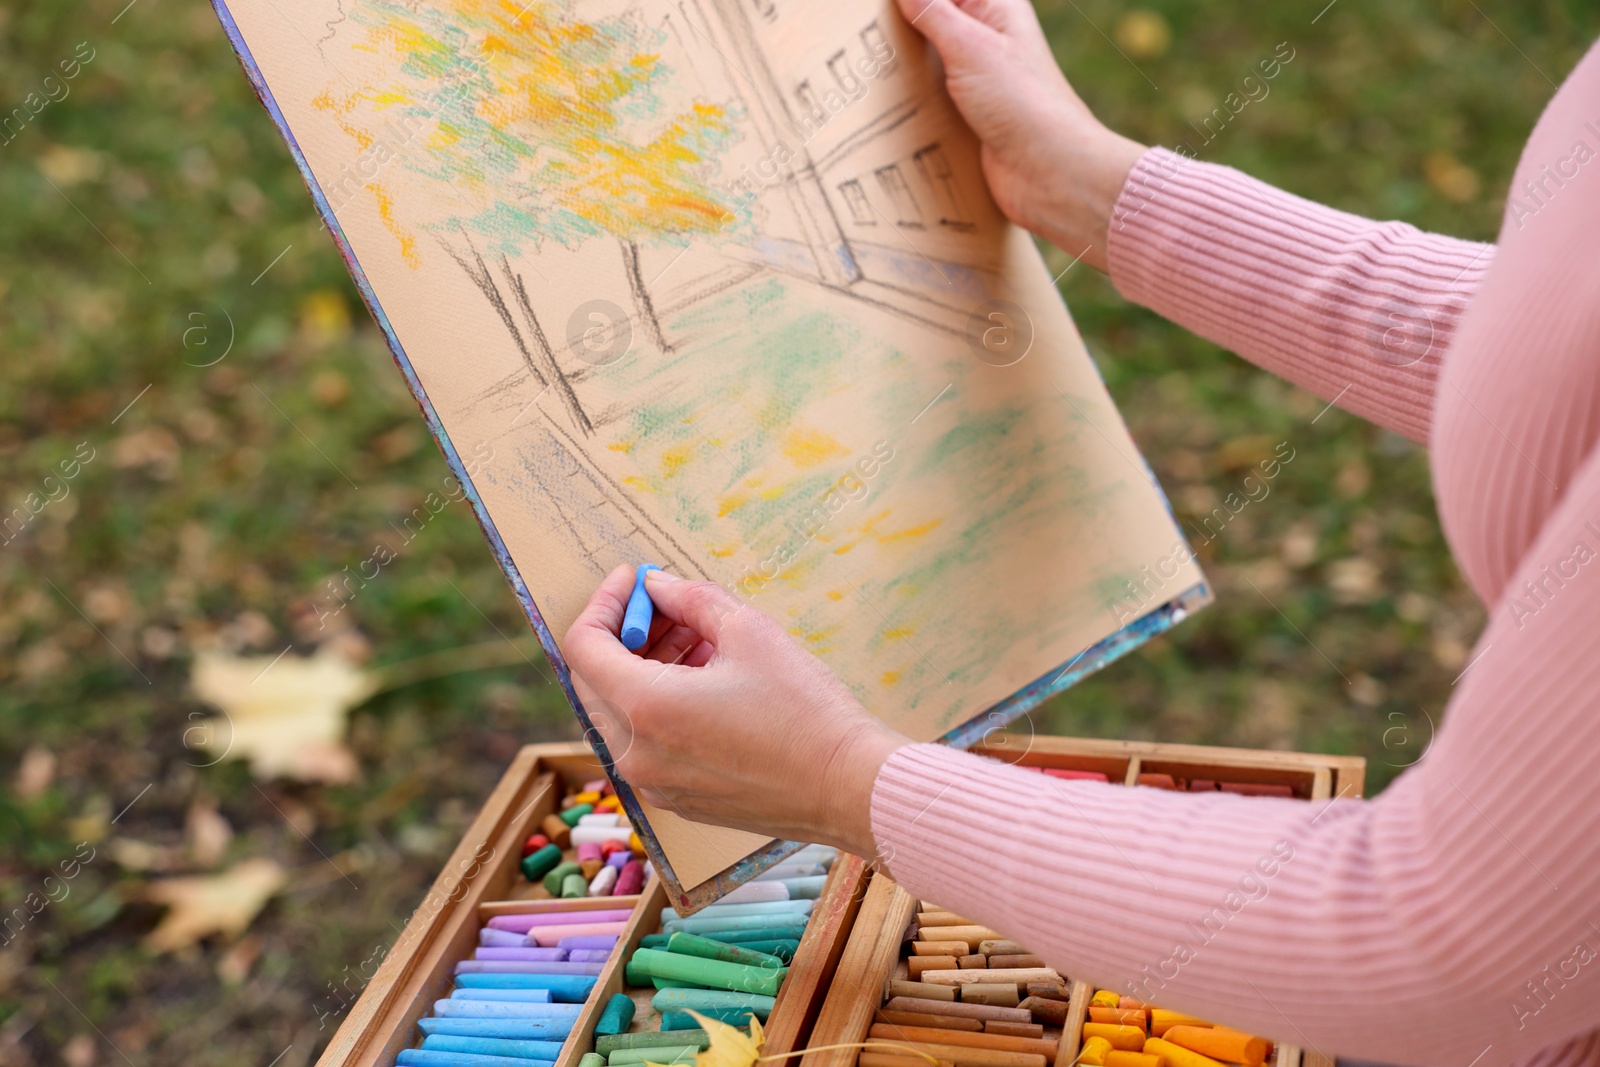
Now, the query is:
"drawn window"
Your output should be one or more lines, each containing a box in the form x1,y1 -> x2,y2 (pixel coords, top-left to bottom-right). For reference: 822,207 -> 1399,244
838,179 -> 874,225
795,80 -> 825,125
860,20 -> 897,75
826,49 -> 863,98
874,164 -> 924,227
750,0 -> 777,22
914,143 -> 973,230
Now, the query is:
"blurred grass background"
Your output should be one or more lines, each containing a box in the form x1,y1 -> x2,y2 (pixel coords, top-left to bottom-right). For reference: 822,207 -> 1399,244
1,0 -> 1595,1063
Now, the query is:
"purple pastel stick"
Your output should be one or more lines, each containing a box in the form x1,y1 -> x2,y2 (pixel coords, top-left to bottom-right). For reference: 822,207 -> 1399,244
455,961 -> 608,976
566,950 -> 612,963
476,948 -> 571,961
486,910 -> 634,934
556,935 -> 619,951
605,852 -> 632,871
479,928 -> 533,948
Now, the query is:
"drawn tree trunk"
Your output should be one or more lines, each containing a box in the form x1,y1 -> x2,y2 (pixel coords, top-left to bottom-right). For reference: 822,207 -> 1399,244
618,238 -> 674,358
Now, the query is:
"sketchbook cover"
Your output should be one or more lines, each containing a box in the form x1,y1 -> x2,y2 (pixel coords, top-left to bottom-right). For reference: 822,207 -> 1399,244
212,0 -> 1209,911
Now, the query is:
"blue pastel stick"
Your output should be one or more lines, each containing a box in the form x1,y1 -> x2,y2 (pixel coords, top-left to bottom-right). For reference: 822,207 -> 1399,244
453,990 -> 563,1003
397,1051 -> 545,1067
422,1035 -> 565,1060
417,1019 -> 574,1040
454,975 -> 598,1001
432,1000 -> 583,1019
619,564 -> 661,650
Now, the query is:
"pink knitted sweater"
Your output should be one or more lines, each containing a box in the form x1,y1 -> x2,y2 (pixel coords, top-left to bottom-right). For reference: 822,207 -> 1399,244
871,40 -> 1600,1067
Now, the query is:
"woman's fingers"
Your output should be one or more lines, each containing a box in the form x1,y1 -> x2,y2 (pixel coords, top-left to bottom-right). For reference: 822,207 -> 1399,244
643,623 -> 703,666
564,564 -> 658,701
642,570 -> 750,644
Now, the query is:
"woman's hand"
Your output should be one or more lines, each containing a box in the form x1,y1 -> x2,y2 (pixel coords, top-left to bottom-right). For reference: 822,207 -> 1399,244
895,0 -> 1146,271
563,566 -> 909,858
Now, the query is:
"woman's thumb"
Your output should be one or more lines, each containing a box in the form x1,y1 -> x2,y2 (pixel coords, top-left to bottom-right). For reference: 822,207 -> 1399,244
643,571 -> 750,642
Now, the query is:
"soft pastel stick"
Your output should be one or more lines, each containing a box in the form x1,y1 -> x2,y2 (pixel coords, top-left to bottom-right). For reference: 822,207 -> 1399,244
479,929 -> 537,948
780,876 -> 830,900
431,1000 -> 585,1019
578,813 -> 622,828
529,923 -> 626,947
620,564 -> 661,650
556,934 -> 619,951
397,1050 -> 546,1067
607,1048 -> 697,1066
650,988 -> 776,1019
754,863 -> 825,881
660,1009 -> 757,1030
455,961 -> 606,976
422,1035 -> 565,1061
630,949 -> 786,995
687,924 -> 808,945
488,911 -> 633,933
451,988 -> 552,1003
588,866 -> 619,897
665,913 -> 808,935
454,975 -> 598,1001
605,851 -> 633,872
417,1018 -> 575,1040
714,881 -> 790,904
477,948 -> 575,961
570,826 -> 633,846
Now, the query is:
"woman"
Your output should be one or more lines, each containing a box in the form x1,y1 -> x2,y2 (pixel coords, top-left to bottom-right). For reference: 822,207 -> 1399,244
565,0 -> 1600,1062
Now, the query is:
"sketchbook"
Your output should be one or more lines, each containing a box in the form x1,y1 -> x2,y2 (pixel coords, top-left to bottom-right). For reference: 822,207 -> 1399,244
212,0 -> 1209,910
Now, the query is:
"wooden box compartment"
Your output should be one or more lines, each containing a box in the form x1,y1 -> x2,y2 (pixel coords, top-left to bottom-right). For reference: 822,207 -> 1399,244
801,736 -> 1366,1067
316,743 -> 870,1067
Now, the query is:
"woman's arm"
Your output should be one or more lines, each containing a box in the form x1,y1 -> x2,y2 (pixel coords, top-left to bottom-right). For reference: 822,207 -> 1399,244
898,0 -> 1494,444
566,444 -> 1600,1061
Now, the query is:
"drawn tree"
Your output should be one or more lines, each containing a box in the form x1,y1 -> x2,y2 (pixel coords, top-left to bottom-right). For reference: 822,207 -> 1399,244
316,0 -> 739,435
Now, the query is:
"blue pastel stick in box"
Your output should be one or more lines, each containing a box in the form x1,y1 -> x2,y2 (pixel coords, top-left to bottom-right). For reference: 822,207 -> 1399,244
620,564 -> 661,651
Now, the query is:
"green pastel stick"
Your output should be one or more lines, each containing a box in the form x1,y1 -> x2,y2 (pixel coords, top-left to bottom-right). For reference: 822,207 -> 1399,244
659,901 -> 812,923
697,925 -> 808,945
629,949 -> 785,996
581,1054 -> 607,1067
732,940 -> 800,963
559,803 -> 595,827
660,1009 -> 756,1031
666,932 -> 783,970
543,861 -> 582,895
651,977 -> 694,990
595,993 -> 635,1036
521,843 -> 565,882
640,934 -> 672,949
650,989 -> 775,1020
561,872 -> 588,898
664,914 -> 807,936
596,1030 -> 709,1055
607,1047 -> 697,1066
625,960 -> 690,989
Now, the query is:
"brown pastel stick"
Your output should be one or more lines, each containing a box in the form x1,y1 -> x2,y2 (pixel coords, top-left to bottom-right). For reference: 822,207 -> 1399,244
1104,1054 -> 1163,1067
987,954 -> 1045,969
959,983 -> 1019,1008
1023,982 -> 1069,1002
917,911 -> 967,927
916,968 -> 1062,989
540,813 -> 572,848
1150,1009 -> 1212,1036
867,1040 -> 1045,1067
1088,1006 -> 1149,1028
888,980 -> 957,1002
927,925 -> 1003,949
957,955 -> 988,969
978,940 -> 1027,956
909,955 -> 960,979
876,1010 -> 985,1033
1018,997 -> 1069,1027
1163,1026 -> 1271,1067
867,1024 -> 1059,1059
914,941 -> 971,957
984,1022 -> 1044,1039
859,1053 -> 954,1067
884,997 -> 1032,1023
1118,998 -> 1153,1011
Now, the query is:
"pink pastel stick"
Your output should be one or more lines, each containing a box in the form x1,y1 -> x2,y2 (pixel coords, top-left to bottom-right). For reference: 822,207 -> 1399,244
487,910 -> 634,933
527,922 -> 627,947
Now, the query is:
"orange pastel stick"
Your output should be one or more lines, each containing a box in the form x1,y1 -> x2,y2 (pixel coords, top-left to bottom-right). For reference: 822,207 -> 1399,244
1104,1054 -> 1162,1067
1163,1026 -> 1271,1067
1088,1007 -> 1149,1028
1142,1038 -> 1226,1067
1149,1009 -> 1212,1036
1080,1024 -> 1145,1052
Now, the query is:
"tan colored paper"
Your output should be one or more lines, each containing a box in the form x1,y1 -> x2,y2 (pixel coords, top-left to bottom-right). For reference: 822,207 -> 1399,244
218,0 -> 1205,891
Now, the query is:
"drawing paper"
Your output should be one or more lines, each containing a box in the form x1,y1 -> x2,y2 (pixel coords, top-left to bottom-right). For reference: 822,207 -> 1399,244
212,0 -> 1208,907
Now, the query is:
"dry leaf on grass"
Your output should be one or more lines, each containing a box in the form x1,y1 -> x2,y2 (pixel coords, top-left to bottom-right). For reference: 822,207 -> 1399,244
138,857 -> 288,953
186,797 -> 234,868
189,647 -> 376,783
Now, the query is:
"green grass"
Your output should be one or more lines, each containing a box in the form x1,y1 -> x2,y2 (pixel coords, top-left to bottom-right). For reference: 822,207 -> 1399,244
1,1 -> 1595,1063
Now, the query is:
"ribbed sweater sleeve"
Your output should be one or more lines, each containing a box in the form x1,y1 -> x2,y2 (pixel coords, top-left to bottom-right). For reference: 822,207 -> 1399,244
872,440 -> 1600,1062
1106,147 -> 1494,444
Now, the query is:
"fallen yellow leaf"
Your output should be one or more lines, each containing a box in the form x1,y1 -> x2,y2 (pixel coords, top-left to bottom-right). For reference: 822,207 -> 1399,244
649,1012 -> 765,1067
139,857 -> 288,953
189,647 -> 376,783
